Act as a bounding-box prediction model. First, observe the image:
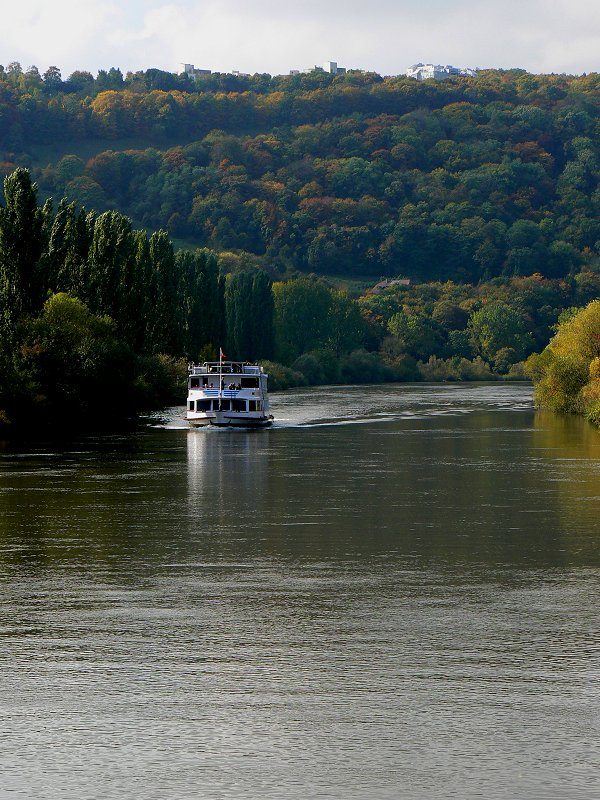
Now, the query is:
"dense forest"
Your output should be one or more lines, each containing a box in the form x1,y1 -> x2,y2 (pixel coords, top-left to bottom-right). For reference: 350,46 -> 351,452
3,64 -> 600,283
3,64 -> 600,432
0,168 -> 392,433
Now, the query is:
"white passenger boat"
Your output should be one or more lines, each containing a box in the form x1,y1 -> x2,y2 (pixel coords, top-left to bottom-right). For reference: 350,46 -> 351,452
186,358 -> 273,428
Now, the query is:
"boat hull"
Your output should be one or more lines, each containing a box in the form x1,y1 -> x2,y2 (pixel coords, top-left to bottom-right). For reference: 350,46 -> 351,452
187,412 -> 273,428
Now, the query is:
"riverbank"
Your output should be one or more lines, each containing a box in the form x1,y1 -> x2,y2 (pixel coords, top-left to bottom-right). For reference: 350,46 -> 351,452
265,352 -> 527,391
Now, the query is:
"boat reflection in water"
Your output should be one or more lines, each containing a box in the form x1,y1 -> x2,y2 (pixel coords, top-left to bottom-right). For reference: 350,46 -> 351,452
186,428 -> 270,529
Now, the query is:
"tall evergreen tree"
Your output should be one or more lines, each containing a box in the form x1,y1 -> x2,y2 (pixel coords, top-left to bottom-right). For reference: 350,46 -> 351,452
0,168 -> 44,320
35,197 -> 55,300
87,210 -> 135,322
119,229 -> 150,350
225,269 -> 274,360
129,230 -> 152,352
225,270 -> 254,359
147,230 -> 180,354
251,270 -> 274,360
45,200 -> 94,300
178,249 -> 224,359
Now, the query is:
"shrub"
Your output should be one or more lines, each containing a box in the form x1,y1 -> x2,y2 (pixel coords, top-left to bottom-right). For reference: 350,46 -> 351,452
292,348 -> 341,385
418,355 -> 496,381
339,349 -> 394,384
261,360 -> 308,391
134,354 -> 188,409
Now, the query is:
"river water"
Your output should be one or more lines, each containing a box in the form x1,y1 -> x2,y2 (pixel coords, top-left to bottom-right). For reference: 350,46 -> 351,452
1,383 -> 599,799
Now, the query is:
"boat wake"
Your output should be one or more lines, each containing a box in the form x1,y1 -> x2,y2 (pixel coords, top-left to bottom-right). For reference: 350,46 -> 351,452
153,384 -> 534,432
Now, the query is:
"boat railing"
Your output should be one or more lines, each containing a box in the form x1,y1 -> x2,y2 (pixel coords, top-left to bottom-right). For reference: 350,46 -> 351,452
188,361 -> 263,376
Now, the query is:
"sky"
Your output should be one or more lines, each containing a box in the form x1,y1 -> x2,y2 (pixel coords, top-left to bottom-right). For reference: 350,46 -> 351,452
2,0 -> 600,79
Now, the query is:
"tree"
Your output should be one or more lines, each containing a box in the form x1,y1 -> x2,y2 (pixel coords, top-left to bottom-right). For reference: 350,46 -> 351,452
17,293 -> 137,425
273,276 -> 334,363
54,155 -> 85,188
326,291 -> 369,354
468,301 -> 533,363
387,311 -> 443,360
178,249 -> 221,358
225,270 -> 254,359
43,66 -> 62,93
45,200 -> 93,298
147,230 -> 180,354
66,70 -> 95,92
0,168 -> 44,322
96,67 -> 124,90
86,210 -> 135,323
250,270 -> 274,359
224,269 -> 273,361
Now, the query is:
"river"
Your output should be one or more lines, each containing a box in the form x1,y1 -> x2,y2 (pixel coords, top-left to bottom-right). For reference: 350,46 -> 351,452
1,383 -> 599,799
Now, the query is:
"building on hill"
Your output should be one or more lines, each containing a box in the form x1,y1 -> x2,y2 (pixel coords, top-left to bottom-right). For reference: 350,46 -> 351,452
180,63 -> 211,79
406,63 -> 478,81
180,63 -> 251,78
289,61 -> 348,76
323,61 -> 346,75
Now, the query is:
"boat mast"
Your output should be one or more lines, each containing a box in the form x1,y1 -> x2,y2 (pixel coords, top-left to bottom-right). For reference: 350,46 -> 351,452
219,346 -> 223,411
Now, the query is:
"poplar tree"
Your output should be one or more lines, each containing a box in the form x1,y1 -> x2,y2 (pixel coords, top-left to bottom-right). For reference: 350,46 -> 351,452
119,229 -> 150,350
0,168 -> 44,321
225,270 -> 254,359
225,269 -> 274,360
178,249 -> 223,359
147,230 -> 180,354
129,231 -> 152,352
250,270 -> 274,360
87,210 -> 135,322
46,200 -> 94,300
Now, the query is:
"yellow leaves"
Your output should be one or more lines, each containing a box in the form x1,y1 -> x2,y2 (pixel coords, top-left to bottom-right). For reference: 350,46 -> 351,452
589,356 -> 600,381
90,90 -> 122,116
260,180 -> 286,195
255,91 -> 285,111
549,299 -> 600,363
533,301 -> 600,424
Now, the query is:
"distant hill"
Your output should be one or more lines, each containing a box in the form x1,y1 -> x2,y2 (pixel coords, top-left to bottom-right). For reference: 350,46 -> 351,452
3,66 -> 600,282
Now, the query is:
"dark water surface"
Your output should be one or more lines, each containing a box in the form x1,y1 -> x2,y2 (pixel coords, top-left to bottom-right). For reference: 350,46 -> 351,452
1,383 -> 599,799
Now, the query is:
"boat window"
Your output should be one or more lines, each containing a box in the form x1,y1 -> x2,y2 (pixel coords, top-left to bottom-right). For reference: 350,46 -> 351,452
220,399 -> 231,411
197,399 -> 211,411
241,377 -> 259,388
232,399 -> 247,412
188,401 -> 194,411
248,400 -> 257,412
190,377 -> 201,389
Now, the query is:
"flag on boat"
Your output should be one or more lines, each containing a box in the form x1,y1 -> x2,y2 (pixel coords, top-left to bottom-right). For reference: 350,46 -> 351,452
220,347 -> 226,359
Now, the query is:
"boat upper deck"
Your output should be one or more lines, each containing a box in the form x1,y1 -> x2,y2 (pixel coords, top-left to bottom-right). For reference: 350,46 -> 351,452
188,361 -> 264,377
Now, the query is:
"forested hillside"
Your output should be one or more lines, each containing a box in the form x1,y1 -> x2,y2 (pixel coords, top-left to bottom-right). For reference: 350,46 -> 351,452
3,64 -> 600,281
4,65 -> 600,434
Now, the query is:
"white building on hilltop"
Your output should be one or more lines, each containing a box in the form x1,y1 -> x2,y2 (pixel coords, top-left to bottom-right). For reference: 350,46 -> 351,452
406,63 -> 478,81
180,63 -> 212,79
290,61 -> 348,76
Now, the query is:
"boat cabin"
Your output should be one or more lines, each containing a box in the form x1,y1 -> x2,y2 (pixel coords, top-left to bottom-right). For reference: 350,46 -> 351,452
187,361 -> 269,417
